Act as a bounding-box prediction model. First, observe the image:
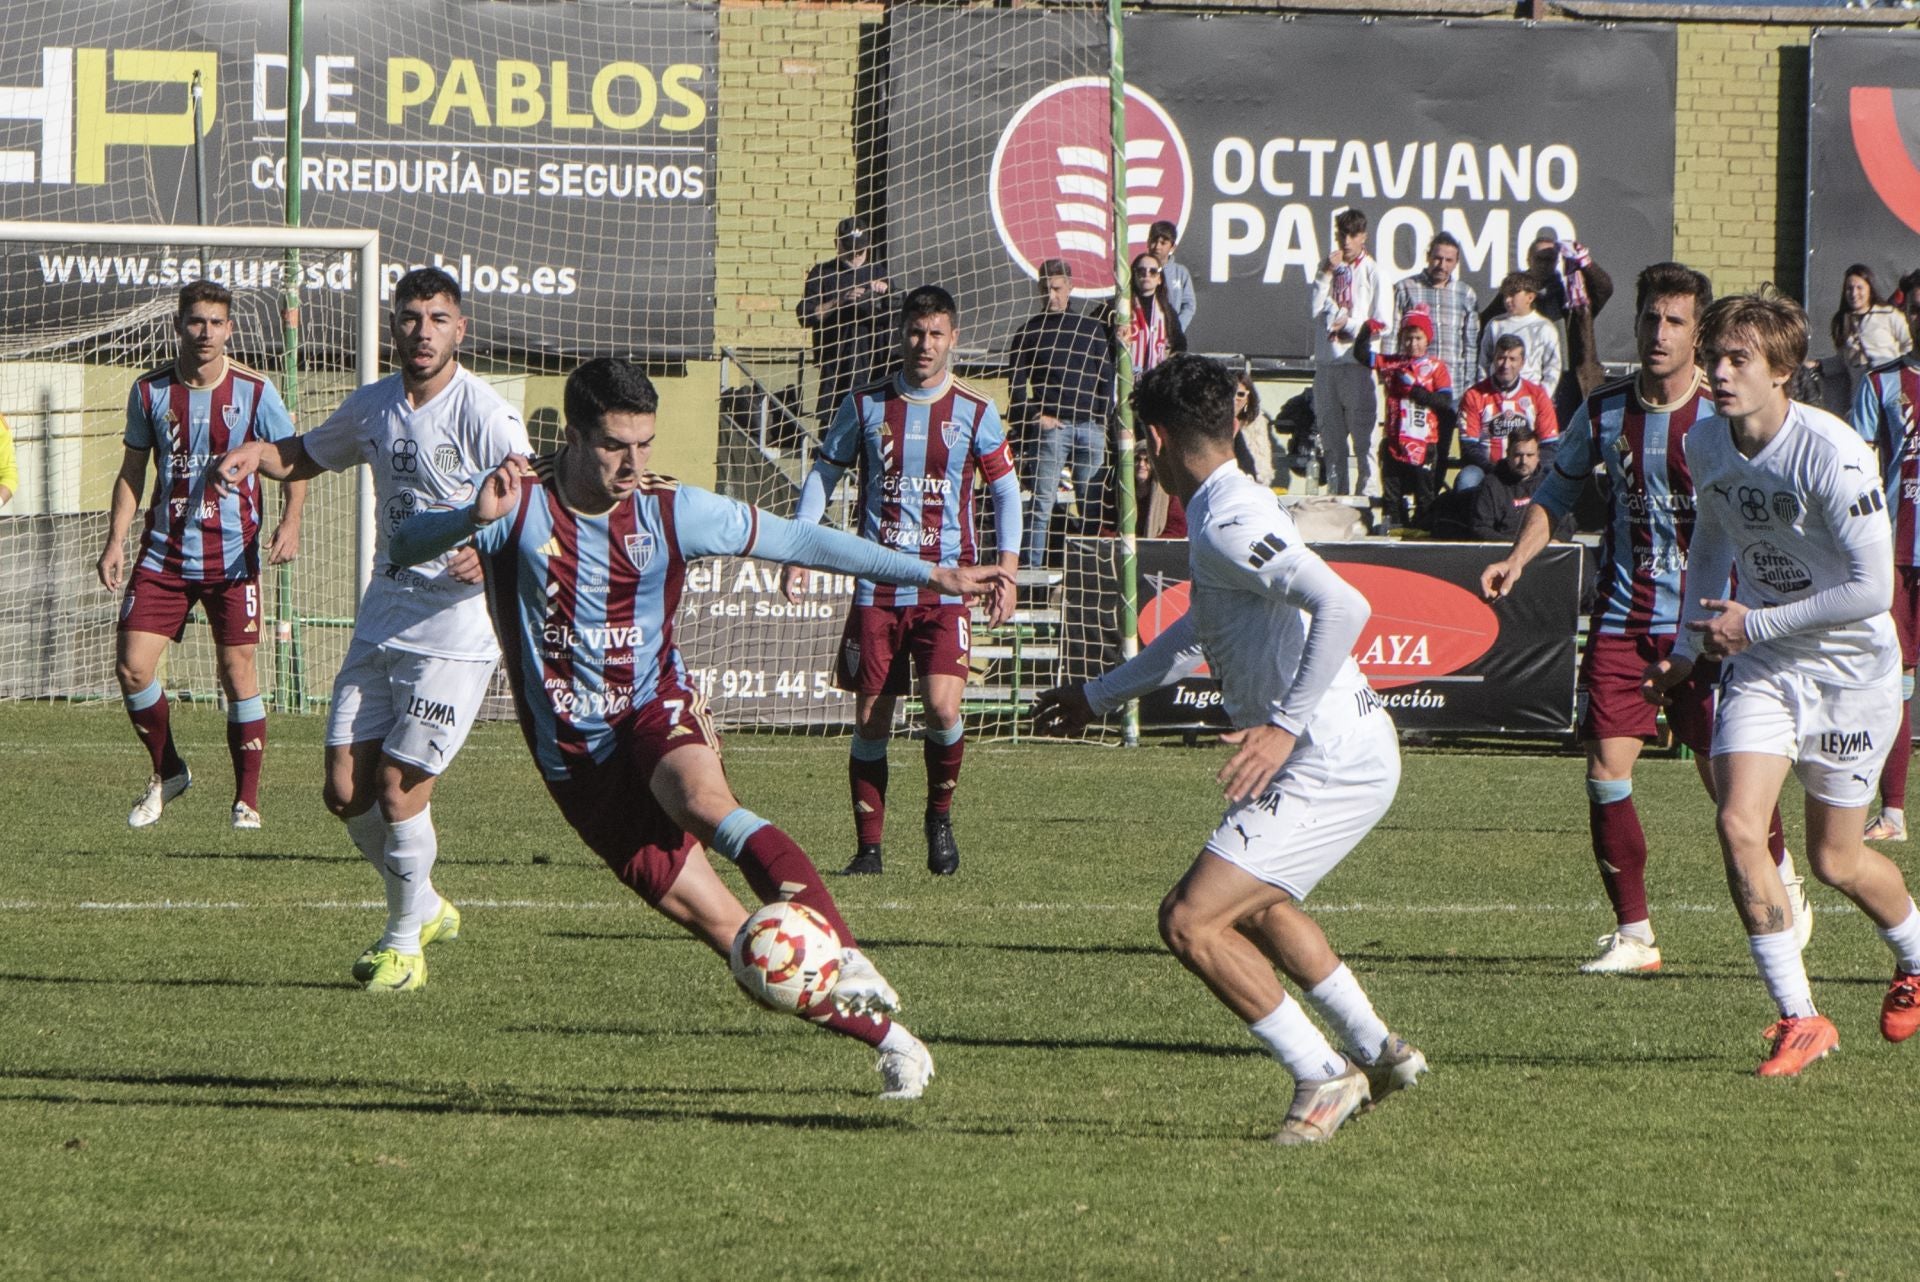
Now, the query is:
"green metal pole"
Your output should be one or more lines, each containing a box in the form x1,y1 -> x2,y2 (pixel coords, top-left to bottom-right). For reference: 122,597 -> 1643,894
1108,0 -> 1139,748
278,0 -> 305,710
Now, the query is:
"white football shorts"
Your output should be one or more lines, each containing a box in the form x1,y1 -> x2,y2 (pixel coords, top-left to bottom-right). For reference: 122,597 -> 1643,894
1712,665 -> 1900,808
1202,708 -> 1400,899
325,637 -> 496,775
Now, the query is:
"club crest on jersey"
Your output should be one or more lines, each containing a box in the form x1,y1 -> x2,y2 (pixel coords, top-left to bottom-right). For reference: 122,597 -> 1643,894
434,444 -> 461,473
623,531 -> 656,572
222,404 -> 241,431
1772,492 -> 1803,524
940,419 -> 962,450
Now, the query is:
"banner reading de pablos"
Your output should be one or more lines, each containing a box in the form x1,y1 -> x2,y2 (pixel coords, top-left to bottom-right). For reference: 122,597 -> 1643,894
892,8 -> 1674,364
0,0 -> 715,357
1807,30 -> 1920,307
1118,539 -> 1581,736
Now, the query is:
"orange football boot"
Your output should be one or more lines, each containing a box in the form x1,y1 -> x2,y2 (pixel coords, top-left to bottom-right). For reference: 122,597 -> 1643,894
1881,971 -> 1920,1043
1756,1014 -> 1838,1077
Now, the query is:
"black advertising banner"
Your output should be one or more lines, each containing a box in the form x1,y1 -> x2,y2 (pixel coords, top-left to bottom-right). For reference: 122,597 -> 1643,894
1808,30 -> 1920,306
1120,539 -> 1581,735
0,0 -> 715,357
892,9 -> 1674,363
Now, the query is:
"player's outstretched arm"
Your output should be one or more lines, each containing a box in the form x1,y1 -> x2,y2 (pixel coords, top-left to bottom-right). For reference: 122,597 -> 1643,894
388,456 -> 528,567
1481,499 -> 1558,600
1032,684 -> 1093,737
927,561 -> 1014,606
780,456 -> 849,602
212,436 -> 323,496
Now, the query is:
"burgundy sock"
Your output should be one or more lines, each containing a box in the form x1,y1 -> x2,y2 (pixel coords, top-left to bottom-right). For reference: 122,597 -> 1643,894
923,734 -> 964,816
850,752 -> 888,846
811,1004 -> 892,1048
1591,795 -> 1650,926
738,824 -> 857,947
127,694 -> 184,777
1767,806 -> 1788,866
1885,701 -> 1912,811
227,717 -> 266,809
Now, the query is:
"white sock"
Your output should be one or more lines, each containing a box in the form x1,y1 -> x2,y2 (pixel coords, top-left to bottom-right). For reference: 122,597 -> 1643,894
1247,998 -> 1347,1082
1878,900 -> 1920,974
345,807 -> 387,867
1617,919 -> 1655,945
1748,931 -> 1816,1018
377,806 -> 440,954
878,1022 -> 915,1053
1303,964 -> 1391,1064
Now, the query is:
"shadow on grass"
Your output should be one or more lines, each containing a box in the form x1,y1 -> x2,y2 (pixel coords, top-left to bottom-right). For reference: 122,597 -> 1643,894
157,850 -> 533,868
0,970 -> 340,992
1336,951 -> 1892,988
0,1067 -> 910,1131
543,932 -> 1170,958
505,1021 -> 1262,1060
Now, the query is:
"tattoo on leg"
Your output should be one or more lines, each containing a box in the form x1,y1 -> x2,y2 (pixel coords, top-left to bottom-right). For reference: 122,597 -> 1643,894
1754,901 -> 1787,934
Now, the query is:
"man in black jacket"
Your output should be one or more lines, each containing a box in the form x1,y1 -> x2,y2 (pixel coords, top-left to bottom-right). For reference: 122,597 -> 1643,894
1466,427 -> 1570,542
1006,260 -> 1115,565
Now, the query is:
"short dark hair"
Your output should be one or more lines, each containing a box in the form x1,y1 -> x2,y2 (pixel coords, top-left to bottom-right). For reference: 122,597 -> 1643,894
1132,354 -> 1237,451
1038,259 -> 1071,281
178,280 -> 231,316
1702,292 -> 1809,378
394,266 -> 461,310
1900,269 -> 1920,308
1492,333 -> 1527,356
1508,425 -> 1540,447
1428,231 -> 1461,255
1499,271 -> 1538,299
899,284 -> 958,329
1634,261 -> 1713,318
564,357 -> 659,435
1334,209 -> 1368,240
1148,220 -> 1178,243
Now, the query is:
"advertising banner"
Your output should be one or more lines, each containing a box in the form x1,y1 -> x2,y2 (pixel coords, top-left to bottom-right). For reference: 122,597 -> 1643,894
0,0 -> 715,357
892,8 -> 1674,364
1807,30 -> 1920,306
1121,539 -> 1582,735
674,556 -> 852,728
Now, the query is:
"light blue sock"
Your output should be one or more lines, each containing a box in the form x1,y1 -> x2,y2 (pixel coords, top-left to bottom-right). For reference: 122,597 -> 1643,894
227,695 -> 265,723
925,720 -> 964,747
712,807 -> 771,863
124,679 -> 163,712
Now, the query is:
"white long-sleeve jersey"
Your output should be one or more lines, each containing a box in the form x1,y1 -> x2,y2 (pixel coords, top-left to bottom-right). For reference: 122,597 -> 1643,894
1086,461 -> 1379,741
1309,255 -> 1392,364
1676,401 -> 1897,689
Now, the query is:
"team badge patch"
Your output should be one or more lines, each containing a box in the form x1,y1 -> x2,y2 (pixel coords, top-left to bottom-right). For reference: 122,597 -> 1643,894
941,419 -> 962,450
624,531 -> 656,572
1772,492 -> 1803,523
222,404 -> 241,431
433,444 -> 461,473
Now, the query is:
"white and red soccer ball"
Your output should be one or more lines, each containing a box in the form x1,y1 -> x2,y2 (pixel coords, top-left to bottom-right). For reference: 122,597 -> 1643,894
729,902 -> 842,1015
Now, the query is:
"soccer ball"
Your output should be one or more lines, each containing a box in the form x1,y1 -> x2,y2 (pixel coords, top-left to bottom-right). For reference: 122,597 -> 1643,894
729,902 -> 842,1016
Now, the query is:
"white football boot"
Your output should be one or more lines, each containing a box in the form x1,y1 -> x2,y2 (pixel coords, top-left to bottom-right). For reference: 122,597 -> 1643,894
230,801 -> 262,831
1865,811 -> 1908,843
834,947 -> 900,1016
1579,931 -> 1662,974
1360,1035 -> 1429,1109
1273,1062 -> 1370,1146
128,766 -> 191,829
875,1029 -> 935,1100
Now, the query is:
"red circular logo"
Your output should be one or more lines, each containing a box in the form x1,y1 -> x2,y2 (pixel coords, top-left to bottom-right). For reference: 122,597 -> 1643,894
990,78 -> 1193,297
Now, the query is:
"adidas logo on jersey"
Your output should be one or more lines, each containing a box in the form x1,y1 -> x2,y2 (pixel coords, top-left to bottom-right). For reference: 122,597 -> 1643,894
1850,489 -> 1886,517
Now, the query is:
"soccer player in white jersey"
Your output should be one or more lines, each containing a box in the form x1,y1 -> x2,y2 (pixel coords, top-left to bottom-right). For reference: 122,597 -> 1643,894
213,267 -> 532,992
1644,294 -> 1920,1075
1034,354 -> 1425,1145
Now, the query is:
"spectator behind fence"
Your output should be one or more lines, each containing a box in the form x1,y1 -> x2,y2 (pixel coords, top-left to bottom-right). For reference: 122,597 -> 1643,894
1007,259 -> 1114,567
1464,427 -> 1569,543
797,215 -> 892,423
1393,231 -> 1479,482
1232,369 -> 1277,486
1507,232 -> 1614,423
1480,271 -> 1562,393
1310,208 -> 1393,496
1149,219 -> 1197,333
0,411 -> 17,508
1830,263 -> 1911,394
1456,334 -> 1559,492
1121,250 -> 1185,377
1355,308 -> 1454,531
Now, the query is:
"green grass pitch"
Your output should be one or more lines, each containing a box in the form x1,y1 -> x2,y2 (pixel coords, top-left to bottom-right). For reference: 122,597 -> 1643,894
3,703 -> 1917,1280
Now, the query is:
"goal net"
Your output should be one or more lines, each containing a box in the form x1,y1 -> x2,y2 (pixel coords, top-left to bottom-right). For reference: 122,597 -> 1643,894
0,223 -> 380,711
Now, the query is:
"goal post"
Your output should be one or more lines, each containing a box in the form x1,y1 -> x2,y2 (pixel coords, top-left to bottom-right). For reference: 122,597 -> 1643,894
0,220 -> 382,709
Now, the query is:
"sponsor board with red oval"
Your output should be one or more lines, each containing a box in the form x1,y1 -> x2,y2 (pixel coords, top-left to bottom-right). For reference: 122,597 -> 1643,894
1136,563 -> 1499,689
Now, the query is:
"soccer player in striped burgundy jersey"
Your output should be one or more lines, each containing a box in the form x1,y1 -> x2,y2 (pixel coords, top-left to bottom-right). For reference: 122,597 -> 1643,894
783,285 -> 1022,878
389,358 -> 1011,1096
1848,271 -> 1920,844
1482,263 -> 1808,975
95,281 -> 306,831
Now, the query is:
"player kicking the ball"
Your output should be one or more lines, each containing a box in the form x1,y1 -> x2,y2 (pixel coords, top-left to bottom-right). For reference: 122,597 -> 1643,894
1644,293 -> 1920,1075
1034,355 -> 1425,1145
97,281 -> 306,830
214,268 -> 531,992
390,358 -> 1010,1097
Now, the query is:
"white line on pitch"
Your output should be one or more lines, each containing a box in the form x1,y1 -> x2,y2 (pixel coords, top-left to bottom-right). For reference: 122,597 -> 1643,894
0,898 -> 1793,916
